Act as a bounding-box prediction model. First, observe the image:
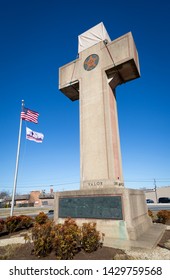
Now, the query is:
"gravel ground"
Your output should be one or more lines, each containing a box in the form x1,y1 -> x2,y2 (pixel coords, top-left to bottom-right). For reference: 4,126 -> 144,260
0,236 -> 26,246
0,231 -> 32,246
125,246 -> 170,260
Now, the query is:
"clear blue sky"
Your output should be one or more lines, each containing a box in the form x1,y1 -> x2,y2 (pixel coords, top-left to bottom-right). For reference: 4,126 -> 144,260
0,0 -> 170,194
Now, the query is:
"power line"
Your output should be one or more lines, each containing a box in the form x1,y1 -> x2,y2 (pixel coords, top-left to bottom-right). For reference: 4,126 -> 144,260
1,178 -> 170,189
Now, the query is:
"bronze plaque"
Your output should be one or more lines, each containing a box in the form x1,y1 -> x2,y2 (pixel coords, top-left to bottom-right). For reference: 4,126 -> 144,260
59,196 -> 123,220
84,54 -> 99,71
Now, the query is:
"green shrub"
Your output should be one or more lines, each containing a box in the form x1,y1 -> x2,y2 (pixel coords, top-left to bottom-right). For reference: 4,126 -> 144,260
5,215 -> 34,233
0,219 -> 5,233
35,212 -> 48,224
157,210 -> 170,224
19,215 -> 34,229
81,222 -> 104,253
32,220 -> 54,257
31,217 -> 105,259
6,216 -> 23,233
53,218 -> 81,260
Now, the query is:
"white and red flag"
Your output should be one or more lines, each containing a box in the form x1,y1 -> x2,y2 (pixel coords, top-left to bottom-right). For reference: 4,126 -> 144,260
26,127 -> 44,143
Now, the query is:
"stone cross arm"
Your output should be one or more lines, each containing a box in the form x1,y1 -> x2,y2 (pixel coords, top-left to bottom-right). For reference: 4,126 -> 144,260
59,32 -> 140,101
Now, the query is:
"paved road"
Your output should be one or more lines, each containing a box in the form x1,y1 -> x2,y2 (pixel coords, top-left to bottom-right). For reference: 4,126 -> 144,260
0,206 -> 53,219
0,204 -> 169,219
147,203 -> 170,211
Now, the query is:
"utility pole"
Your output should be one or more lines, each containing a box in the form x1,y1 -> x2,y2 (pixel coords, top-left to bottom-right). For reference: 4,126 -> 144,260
154,179 -> 158,203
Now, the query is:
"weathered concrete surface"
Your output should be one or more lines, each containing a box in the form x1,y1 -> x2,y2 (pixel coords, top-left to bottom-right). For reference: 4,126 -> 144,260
57,24 -> 165,250
59,32 -> 140,189
54,187 -> 165,249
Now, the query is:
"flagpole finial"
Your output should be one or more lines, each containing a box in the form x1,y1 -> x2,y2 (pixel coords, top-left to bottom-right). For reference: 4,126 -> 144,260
21,100 -> 24,110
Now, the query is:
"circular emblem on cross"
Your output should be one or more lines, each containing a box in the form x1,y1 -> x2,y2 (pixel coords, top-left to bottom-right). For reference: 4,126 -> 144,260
84,54 -> 99,71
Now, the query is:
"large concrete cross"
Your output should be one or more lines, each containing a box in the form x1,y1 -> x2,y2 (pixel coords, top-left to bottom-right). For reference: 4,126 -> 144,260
59,23 -> 140,189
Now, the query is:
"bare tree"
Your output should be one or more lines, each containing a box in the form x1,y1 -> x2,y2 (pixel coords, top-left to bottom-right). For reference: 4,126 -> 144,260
0,191 -> 10,199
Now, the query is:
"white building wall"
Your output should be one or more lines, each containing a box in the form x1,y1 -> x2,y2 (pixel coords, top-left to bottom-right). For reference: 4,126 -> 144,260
144,186 -> 170,202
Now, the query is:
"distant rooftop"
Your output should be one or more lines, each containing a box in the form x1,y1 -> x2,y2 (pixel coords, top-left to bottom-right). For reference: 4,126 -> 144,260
39,193 -> 54,199
5,194 -> 30,201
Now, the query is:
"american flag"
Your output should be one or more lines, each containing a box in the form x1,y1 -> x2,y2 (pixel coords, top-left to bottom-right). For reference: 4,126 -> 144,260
21,107 -> 39,124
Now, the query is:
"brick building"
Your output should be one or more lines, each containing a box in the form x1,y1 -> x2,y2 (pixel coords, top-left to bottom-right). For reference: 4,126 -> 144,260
4,189 -> 54,208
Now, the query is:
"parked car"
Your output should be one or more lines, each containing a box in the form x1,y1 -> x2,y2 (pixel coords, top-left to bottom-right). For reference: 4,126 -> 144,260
158,197 -> 170,203
47,209 -> 54,220
146,199 -> 154,203
48,209 -> 54,214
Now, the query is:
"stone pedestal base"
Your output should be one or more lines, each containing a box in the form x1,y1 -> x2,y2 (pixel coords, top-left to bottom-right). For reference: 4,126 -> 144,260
54,187 -> 155,248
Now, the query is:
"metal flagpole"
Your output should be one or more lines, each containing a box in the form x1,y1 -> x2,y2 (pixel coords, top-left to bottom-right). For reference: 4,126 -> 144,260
10,100 -> 24,216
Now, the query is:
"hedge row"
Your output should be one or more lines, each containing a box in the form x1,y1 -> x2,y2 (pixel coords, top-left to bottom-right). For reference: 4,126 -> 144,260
0,212 -> 51,234
148,209 -> 170,224
0,215 -> 34,233
0,213 -> 105,260
32,217 -> 105,259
